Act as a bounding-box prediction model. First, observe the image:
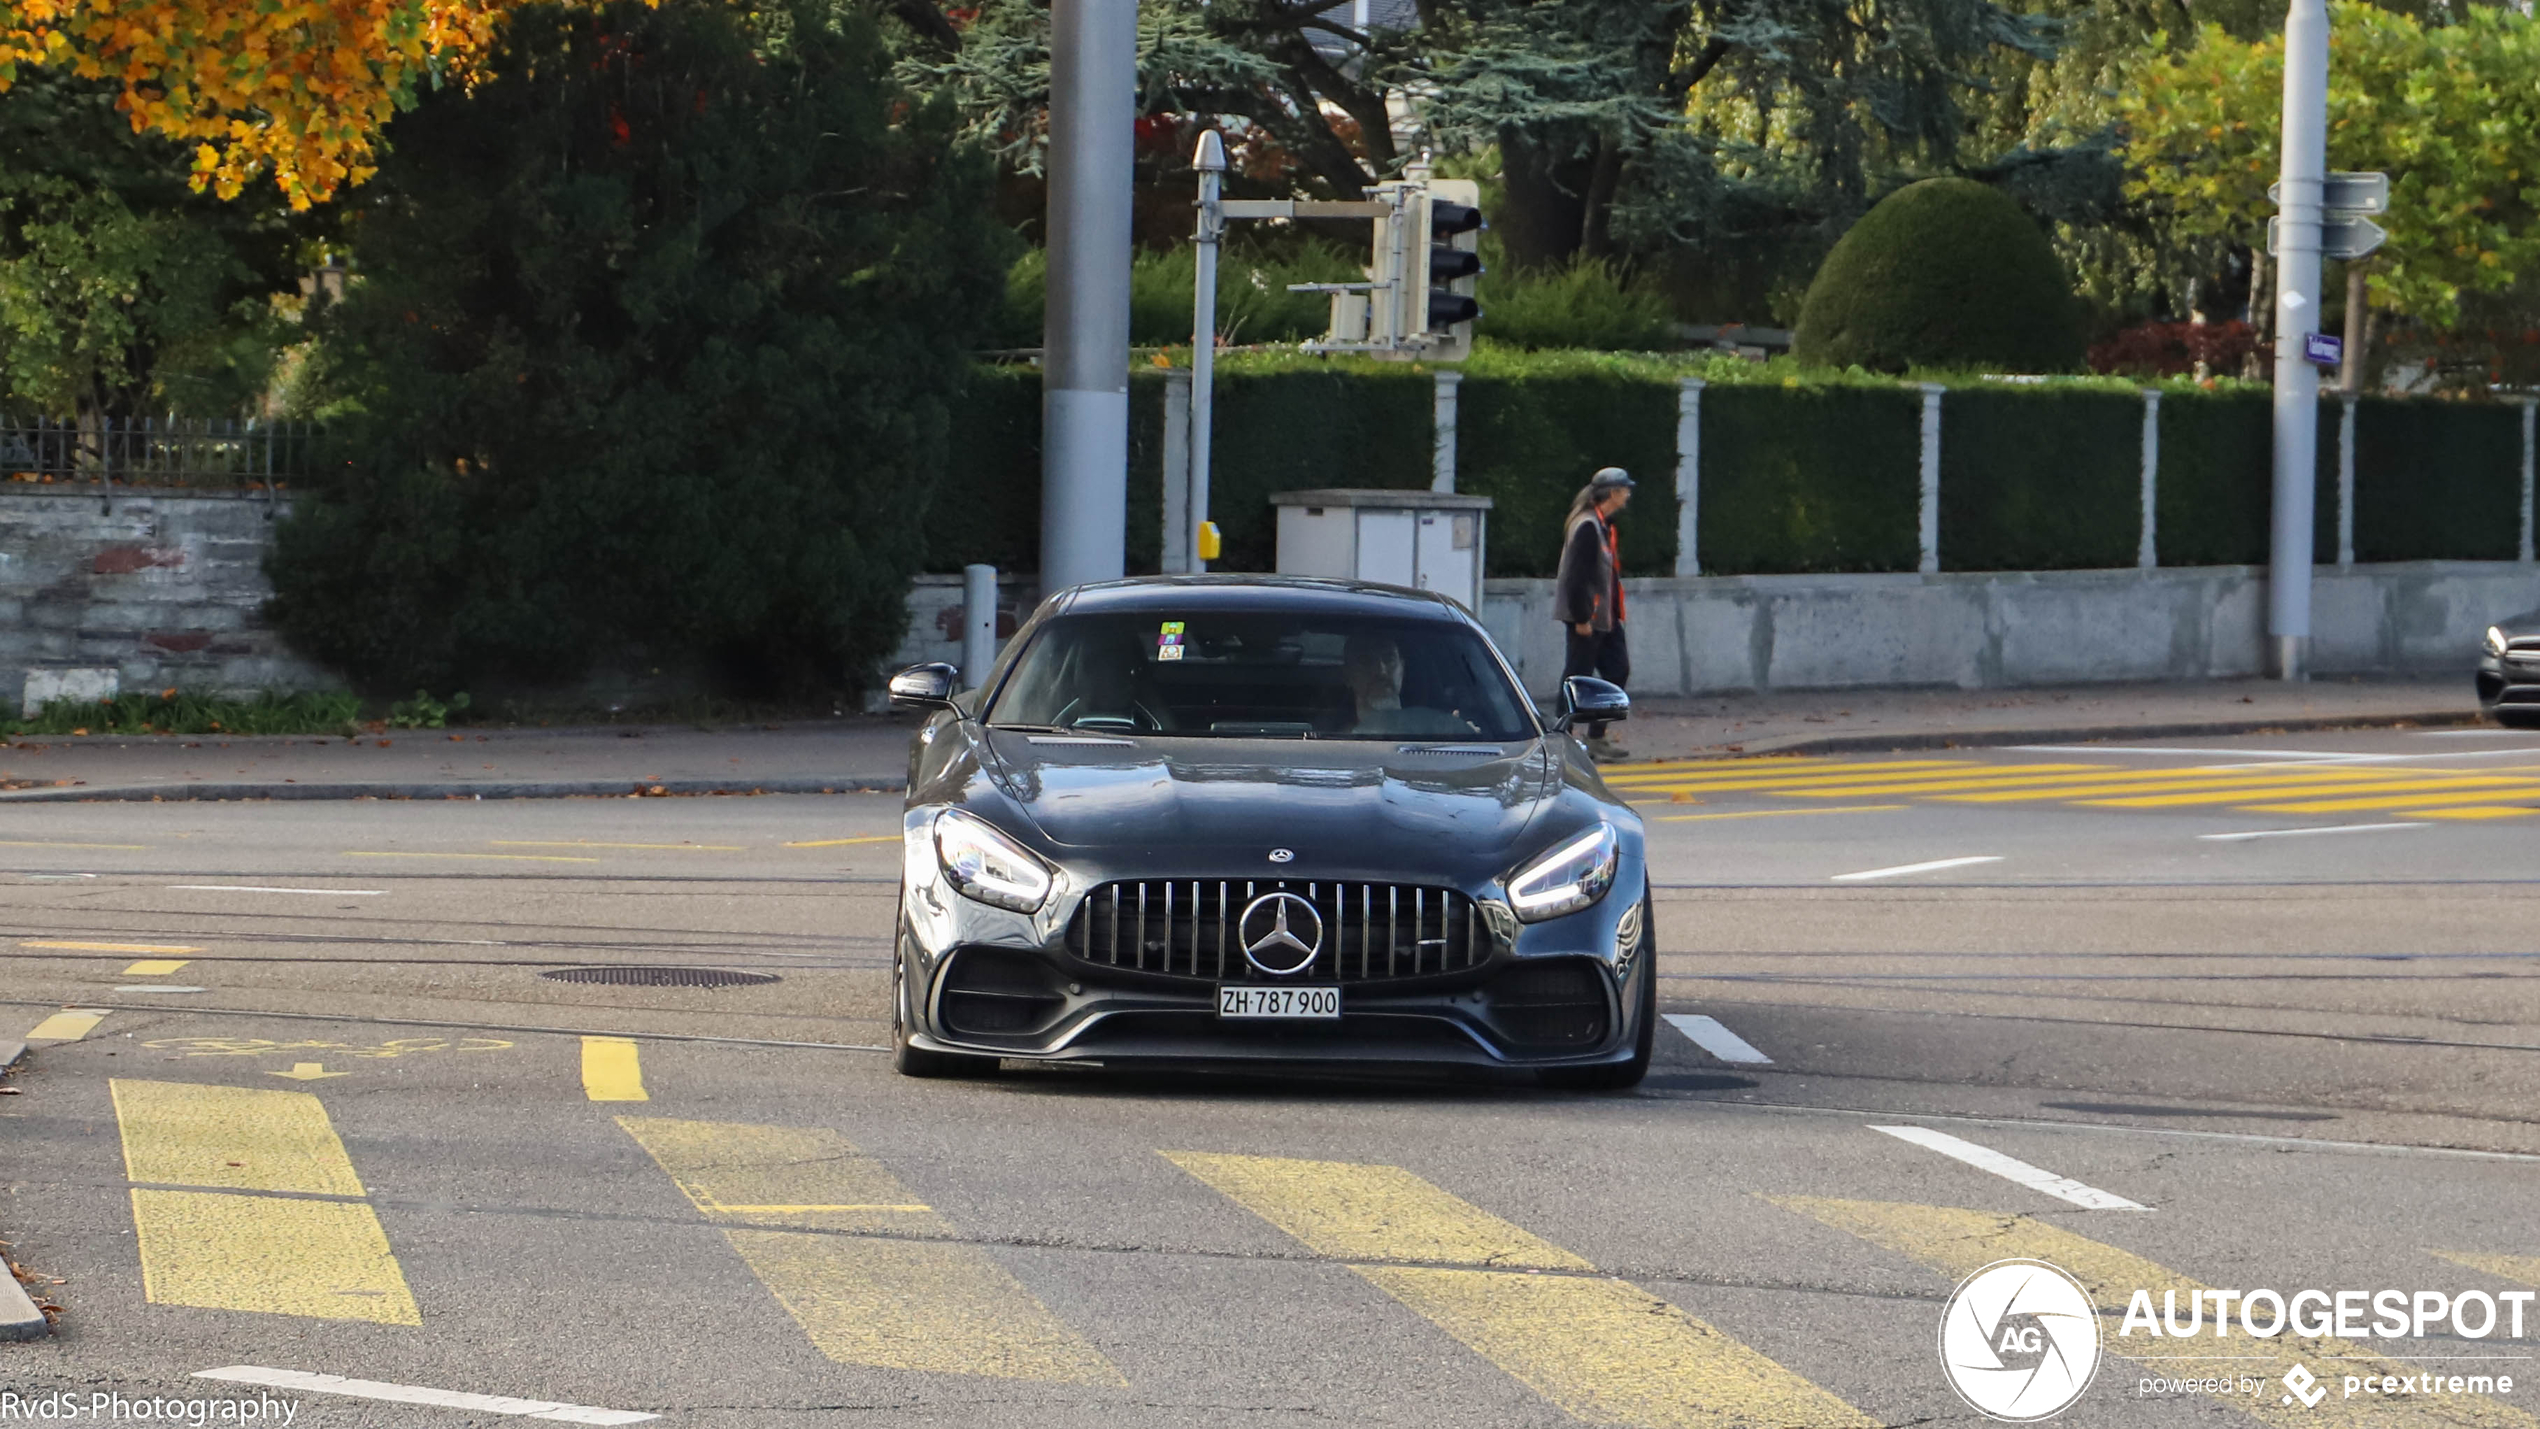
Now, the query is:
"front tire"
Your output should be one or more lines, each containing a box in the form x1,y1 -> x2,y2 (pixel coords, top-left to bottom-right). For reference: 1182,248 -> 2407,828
2493,707 -> 2540,730
1540,899 -> 1656,1092
891,912 -> 1001,1080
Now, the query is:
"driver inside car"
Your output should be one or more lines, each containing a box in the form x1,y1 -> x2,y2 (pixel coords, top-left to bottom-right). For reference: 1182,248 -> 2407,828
1342,634 -> 1479,737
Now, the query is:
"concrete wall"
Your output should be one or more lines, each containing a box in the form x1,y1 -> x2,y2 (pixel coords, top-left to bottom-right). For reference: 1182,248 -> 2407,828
0,489 -> 330,712
1478,562 -> 2540,697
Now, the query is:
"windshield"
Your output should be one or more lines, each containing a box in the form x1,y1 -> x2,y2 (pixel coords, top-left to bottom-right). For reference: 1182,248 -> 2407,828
986,609 -> 1538,741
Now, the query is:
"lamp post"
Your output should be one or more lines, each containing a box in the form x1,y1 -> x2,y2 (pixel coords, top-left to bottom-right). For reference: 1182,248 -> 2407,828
2268,0 -> 2329,680
1189,131 -> 1225,574
1038,0 -> 1137,596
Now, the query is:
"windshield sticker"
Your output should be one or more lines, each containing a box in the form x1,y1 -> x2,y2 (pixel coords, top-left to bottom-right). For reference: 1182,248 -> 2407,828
1160,621 -> 1185,635
1158,643 -> 1185,661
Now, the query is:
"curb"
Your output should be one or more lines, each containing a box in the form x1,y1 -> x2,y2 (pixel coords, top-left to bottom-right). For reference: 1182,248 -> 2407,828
0,776 -> 908,803
0,1266 -> 47,1341
1661,708 -> 2484,760
1,1038 -> 54,1341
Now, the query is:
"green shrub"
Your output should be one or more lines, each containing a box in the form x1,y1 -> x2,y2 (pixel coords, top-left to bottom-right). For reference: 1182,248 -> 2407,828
1794,179 -> 2086,375
1474,259 -> 1677,352
2350,398 -> 2523,562
1207,364 -> 1434,571
997,243 -> 1362,349
1940,387 -> 2142,570
1455,371 -> 1678,575
266,0 -> 1013,698
1700,384 -> 1922,573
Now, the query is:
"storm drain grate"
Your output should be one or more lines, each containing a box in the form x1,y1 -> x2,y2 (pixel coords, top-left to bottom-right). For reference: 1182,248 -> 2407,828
540,965 -> 781,988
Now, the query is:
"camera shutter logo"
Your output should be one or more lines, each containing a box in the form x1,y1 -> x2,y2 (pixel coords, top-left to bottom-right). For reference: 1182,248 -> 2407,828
1238,892 -> 1324,976
1939,1259 -> 2102,1422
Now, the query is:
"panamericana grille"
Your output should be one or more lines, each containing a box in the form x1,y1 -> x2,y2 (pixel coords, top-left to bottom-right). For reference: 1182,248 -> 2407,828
1066,879 -> 1489,983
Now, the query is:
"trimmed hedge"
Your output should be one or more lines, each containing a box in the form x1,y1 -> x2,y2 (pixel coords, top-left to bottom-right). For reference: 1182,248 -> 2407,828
2153,389 -> 2273,567
929,359 -> 2529,581
1940,387 -> 2141,570
1700,384 -> 1922,574
2352,398 -> 2523,562
1456,373 -> 1678,576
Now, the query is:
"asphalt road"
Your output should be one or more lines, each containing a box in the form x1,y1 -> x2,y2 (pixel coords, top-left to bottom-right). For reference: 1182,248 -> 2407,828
4,727 -> 2538,1428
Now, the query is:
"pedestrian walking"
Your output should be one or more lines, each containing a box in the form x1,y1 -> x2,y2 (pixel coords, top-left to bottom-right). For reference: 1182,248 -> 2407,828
1553,465 -> 1633,762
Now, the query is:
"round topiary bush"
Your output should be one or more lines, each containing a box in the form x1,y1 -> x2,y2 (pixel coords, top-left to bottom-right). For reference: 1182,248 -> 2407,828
1793,178 -> 2085,374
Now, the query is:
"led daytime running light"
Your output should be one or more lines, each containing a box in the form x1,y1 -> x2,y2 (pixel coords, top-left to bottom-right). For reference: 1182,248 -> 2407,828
1507,823 -> 1618,923
934,809 -> 1053,913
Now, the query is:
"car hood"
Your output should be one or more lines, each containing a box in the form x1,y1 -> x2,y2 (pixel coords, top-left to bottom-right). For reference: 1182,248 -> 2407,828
977,730 -> 1561,869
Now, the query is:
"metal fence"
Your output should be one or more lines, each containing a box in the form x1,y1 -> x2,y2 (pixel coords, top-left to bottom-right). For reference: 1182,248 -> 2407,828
0,415 -> 321,493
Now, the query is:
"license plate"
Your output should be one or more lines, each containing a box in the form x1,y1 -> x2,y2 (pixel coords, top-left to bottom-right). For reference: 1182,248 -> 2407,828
1217,985 -> 1341,1020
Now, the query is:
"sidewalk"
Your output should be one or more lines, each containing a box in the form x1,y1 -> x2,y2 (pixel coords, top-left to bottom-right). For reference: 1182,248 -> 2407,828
0,676 -> 2480,800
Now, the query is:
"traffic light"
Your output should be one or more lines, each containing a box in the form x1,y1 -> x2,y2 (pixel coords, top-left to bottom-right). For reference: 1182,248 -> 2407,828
1290,169 -> 1483,360
1415,179 -> 1484,361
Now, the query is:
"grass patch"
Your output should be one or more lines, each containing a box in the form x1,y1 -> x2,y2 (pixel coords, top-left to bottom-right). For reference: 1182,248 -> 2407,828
5,690 -> 364,738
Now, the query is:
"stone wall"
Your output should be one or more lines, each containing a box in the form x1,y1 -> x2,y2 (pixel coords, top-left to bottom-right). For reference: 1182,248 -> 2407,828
0,489 -> 329,713
1477,562 -> 2540,697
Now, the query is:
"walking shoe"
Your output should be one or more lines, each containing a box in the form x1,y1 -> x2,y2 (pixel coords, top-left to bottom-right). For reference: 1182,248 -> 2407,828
1585,735 -> 1630,764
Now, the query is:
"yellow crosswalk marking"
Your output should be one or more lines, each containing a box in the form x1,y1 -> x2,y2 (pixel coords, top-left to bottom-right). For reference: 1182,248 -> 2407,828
580,1037 -> 648,1102
2236,786 -> 2540,814
2417,807 -> 2540,820
2431,1250 -> 2540,1286
1169,1152 -> 1873,1429
2084,777 -> 2540,809
619,1117 -> 1119,1384
110,1080 -> 419,1324
1938,770 -> 2425,804
123,959 -> 191,975
25,1009 -> 107,1042
1608,761 -> 1981,794
1601,756 -> 1843,781
1775,1197 -> 2536,1429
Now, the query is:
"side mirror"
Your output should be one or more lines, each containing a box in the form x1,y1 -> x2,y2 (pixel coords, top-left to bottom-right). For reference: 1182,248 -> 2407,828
888,662 -> 960,711
1556,676 -> 1629,730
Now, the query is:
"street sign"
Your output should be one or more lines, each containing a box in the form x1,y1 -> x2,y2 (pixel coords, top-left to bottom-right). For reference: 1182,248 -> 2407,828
2266,214 -> 2387,260
2303,332 -> 2344,367
2269,171 -> 2389,215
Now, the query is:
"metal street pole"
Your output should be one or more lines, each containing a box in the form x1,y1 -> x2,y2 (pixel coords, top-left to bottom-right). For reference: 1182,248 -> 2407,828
1189,131 -> 1225,574
2269,0 -> 2329,681
1038,0 -> 1136,596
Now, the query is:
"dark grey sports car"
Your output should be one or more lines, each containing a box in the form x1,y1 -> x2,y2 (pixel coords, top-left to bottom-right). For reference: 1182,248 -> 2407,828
884,575 -> 1655,1089
2479,610 -> 2540,728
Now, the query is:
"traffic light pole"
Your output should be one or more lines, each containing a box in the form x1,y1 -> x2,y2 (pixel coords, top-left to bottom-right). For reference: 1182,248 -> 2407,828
2269,0 -> 2329,681
1039,0 -> 1136,597
1189,133 -> 1225,574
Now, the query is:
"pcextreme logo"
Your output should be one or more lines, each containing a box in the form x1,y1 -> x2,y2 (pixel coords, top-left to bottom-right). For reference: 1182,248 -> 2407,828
1940,1259 -> 2104,1422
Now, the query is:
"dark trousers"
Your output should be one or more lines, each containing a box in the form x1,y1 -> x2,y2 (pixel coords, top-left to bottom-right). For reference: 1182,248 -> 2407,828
1561,623 -> 1629,737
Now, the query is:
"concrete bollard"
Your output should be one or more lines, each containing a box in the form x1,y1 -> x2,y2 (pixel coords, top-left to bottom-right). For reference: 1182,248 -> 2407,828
961,564 -> 998,691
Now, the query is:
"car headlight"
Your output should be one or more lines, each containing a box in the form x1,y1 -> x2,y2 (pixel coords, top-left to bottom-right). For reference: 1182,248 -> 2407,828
2488,626 -> 2510,657
934,809 -> 1053,912
1506,823 -> 1619,923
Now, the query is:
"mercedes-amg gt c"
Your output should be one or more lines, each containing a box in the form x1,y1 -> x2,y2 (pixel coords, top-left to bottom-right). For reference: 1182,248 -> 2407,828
885,575 -> 1654,1088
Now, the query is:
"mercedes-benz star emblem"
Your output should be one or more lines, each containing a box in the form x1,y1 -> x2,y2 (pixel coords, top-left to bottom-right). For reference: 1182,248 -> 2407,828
1238,892 -> 1324,976
1267,848 -> 1295,863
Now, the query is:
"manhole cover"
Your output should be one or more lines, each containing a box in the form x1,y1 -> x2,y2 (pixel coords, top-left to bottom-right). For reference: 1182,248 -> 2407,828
540,966 -> 781,988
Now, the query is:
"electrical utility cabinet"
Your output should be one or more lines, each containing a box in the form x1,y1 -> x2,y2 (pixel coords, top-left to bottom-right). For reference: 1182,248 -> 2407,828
1269,489 -> 1493,613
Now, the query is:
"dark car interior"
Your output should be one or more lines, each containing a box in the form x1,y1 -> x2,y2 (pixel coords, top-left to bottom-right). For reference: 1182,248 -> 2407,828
988,610 -> 1536,741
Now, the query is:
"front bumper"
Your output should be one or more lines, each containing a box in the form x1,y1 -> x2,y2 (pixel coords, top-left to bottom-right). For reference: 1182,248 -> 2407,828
898,853 -> 1650,1076
2477,653 -> 2540,712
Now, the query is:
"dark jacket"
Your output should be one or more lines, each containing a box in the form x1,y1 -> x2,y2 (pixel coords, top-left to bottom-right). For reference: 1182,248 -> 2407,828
1553,510 -> 1617,631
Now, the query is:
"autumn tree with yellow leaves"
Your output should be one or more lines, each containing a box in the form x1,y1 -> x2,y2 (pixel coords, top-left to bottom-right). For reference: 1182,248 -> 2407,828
0,0 -> 516,207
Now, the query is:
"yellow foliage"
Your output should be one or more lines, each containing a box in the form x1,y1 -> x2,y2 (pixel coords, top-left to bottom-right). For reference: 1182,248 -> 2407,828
0,0 -> 553,208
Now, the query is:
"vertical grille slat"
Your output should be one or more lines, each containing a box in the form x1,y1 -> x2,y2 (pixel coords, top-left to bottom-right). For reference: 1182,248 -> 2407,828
1068,879 -> 1491,984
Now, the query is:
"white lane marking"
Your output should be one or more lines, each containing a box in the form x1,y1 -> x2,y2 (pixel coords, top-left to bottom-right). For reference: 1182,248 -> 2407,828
194,1367 -> 655,1424
1663,1013 -> 1774,1064
1830,855 -> 2002,882
168,885 -> 387,896
1871,1125 -> 2151,1211
2199,822 -> 2431,842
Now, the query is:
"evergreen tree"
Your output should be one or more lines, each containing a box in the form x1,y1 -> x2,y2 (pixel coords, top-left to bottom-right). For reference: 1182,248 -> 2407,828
268,0 -> 1014,697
